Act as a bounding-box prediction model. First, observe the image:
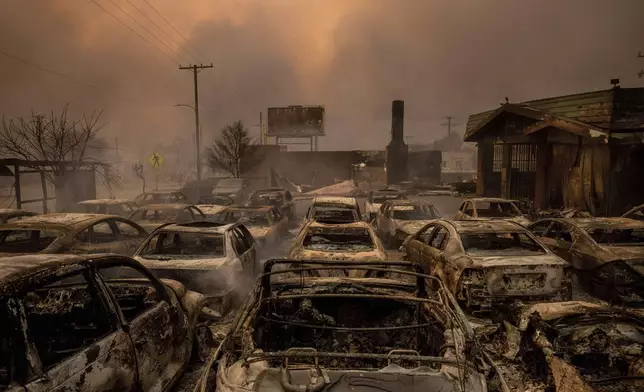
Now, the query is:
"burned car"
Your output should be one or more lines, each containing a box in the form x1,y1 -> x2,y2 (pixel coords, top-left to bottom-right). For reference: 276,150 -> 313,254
133,221 -> 259,315
502,301 -> 644,392
0,253 -> 207,391
0,213 -> 148,256
0,209 -> 37,224
305,196 -> 362,224
623,203 -> 644,221
128,203 -> 205,232
76,198 -> 139,217
289,221 -> 387,273
375,199 -> 441,248
194,259 -> 509,392
528,217 -> 644,303
455,198 -> 531,226
214,205 -> 288,249
247,188 -> 296,221
365,189 -> 407,221
134,189 -> 189,206
401,219 -> 571,310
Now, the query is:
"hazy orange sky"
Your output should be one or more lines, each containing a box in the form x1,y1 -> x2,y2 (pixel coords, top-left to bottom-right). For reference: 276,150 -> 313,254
1,0 -> 643,153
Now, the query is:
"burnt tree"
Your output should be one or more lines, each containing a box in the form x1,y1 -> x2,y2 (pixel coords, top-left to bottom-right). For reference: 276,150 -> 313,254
205,120 -> 262,178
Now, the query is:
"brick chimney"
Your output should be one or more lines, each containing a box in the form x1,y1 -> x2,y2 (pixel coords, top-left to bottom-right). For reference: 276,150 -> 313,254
386,100 -> 409,184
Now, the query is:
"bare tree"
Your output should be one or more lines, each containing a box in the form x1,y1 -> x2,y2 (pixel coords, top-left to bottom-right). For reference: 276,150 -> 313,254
133,163 -> 146,192
206,120 -> 262,178
0,104 -> 121,194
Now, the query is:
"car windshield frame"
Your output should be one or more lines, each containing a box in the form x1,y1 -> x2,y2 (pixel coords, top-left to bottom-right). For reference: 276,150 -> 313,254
460,231 -> 547,255
302,227 -> 375,252
584,227 -> 644,246
392,205 -> 438,220
138,231 -> 226,259
475,201 -> 522,218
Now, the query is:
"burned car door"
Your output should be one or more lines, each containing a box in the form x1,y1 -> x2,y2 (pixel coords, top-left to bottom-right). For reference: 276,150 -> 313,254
97,264 -> 190,392
237,224 -> 258,274
405,224 -> 436,263
70,220 -> 127,255
113,219 -> 148,256
231,227 -> 256,273
541,222 -> 574,262
423,225 -> 450,278
17,270 -> 138,392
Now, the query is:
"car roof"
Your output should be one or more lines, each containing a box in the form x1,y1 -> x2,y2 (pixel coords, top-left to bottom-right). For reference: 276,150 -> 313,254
312,196 -> 357,206
225,205 -> 273,212
252,188 -> 286,194
372,189 -> 402,194
78,198 -> 133,205
140,203 -> 192,210
2,213 -> 117,228
0,253 -> 133,295
0,209 -> 37,216
448,219 -> 525,233
156,221 -> 234,234
143,189 -> 182,194
562,217 -> 644,230
466,197 -> 515,204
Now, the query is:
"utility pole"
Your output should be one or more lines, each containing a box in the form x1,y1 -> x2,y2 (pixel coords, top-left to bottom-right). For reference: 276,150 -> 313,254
441,116 -> 457,136
253,111 -> 265,145
179,63 -> 213,180
638,52 -> 644,78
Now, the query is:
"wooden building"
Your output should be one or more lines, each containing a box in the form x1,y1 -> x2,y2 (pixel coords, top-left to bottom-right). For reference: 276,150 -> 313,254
465,86 -> 644,215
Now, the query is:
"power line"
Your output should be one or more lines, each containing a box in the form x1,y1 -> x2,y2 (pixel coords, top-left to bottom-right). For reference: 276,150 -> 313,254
140,0 -> 209,61
89,0 -> 180,65
104,0 -> 190,63
0,49 -> 105,91
124,0 -> 200,63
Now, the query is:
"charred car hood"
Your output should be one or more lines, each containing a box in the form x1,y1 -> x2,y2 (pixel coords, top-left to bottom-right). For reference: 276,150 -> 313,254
397,220 -> 434,234
602,245 -> 644,262
466,253 -> 567,268
517,300 -> 644,330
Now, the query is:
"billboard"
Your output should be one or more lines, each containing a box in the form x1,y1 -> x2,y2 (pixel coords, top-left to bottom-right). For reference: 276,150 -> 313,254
267,105 -> 325,137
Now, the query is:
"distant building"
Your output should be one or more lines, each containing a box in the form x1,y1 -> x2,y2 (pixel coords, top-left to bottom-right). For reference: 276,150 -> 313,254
465,86 -> 644,215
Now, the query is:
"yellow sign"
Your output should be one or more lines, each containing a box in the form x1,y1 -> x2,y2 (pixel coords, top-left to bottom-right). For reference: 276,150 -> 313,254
147,152 -> 165,169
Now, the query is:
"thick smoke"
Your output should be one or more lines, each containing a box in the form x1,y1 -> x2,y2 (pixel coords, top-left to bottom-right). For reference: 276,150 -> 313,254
1,0 -> 642,153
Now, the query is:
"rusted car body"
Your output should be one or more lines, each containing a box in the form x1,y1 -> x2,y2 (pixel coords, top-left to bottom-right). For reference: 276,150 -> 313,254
365,189 -> 407,221
506,301 -> 644,392
195,259 -> 509,392
402,219 -> 571,310
289,221 -> 387,276
196,194 -> 235,206
528,217 -> 644,303
375,199 -> 441,248
247,188 -> 296,221
214,205 -> 288,249
128,203 -> 205,232
304,196 -> 362,224
0,253 -> 206,392
134,190 -> 189,206
0,209 -> 37,224
623,203 -> 644,221
454,198 -> 531,226
77,198 -> 139,217
133,221 -> 259,315
0,213 -> 148,256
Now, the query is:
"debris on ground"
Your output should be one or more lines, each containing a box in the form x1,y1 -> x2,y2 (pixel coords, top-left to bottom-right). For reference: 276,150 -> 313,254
530,207 -> 592,220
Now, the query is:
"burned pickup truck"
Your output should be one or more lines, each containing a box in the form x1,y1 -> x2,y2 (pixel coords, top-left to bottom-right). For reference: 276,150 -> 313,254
401,219 -> 571,310
0,254 -> 208,392
495,301 -> 644,392
194,259 -> 509,392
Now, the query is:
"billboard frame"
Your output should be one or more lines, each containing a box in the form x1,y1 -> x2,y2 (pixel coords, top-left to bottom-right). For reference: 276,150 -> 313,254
266,105 -> 325,138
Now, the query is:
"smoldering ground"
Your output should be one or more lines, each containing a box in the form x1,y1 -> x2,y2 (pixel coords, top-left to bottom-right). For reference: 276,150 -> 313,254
1,0 -> 643,154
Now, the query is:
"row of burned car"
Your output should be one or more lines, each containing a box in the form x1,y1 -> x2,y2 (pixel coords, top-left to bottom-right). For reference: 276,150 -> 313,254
0,188 -> 301,392
266,191 -> 644,392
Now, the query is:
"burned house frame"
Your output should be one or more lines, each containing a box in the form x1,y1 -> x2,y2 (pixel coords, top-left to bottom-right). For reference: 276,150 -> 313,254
465,87 -> 644,215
